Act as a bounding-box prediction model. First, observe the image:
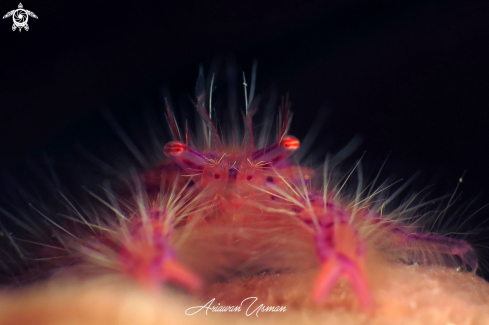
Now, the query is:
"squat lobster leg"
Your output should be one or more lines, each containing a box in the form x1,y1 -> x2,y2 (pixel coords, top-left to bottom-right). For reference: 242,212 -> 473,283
365,213 -> 478,272
398,231 -> 478,272
313,220 -> 372,309
118,219 -> 203,293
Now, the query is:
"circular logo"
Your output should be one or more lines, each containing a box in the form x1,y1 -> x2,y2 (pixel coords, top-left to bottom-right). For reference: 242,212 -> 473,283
3,3 -> 38,32
13,9 -> 28,27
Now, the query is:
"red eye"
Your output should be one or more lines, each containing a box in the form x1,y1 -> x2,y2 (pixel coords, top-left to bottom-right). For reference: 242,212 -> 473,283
280,136 -> 300,151
164,141 -> 185,156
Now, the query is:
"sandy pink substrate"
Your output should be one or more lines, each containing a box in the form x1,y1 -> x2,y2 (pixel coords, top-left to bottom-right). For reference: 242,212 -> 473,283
0,260 -> 488,325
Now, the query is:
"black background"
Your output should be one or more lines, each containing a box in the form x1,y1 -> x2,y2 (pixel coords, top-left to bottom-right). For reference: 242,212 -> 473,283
1,0 -> 489,267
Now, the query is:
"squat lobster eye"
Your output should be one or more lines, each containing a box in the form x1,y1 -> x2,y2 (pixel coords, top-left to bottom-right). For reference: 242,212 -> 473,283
163,141 -> 210,174
280,136 -> 300,150
164,141 -> 186,156
251,135 -> 300,166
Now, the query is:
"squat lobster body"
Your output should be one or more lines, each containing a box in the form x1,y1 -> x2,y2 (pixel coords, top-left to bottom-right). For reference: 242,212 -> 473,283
146,101 -> 374,308
128,70 -> 478,310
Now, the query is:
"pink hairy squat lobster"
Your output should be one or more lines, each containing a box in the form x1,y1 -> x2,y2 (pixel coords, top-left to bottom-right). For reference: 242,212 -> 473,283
111,70 -> 479,311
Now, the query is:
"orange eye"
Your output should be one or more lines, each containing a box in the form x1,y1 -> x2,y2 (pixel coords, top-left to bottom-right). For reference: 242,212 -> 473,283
280,136 -> 300,151
164,141 -> 185,156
